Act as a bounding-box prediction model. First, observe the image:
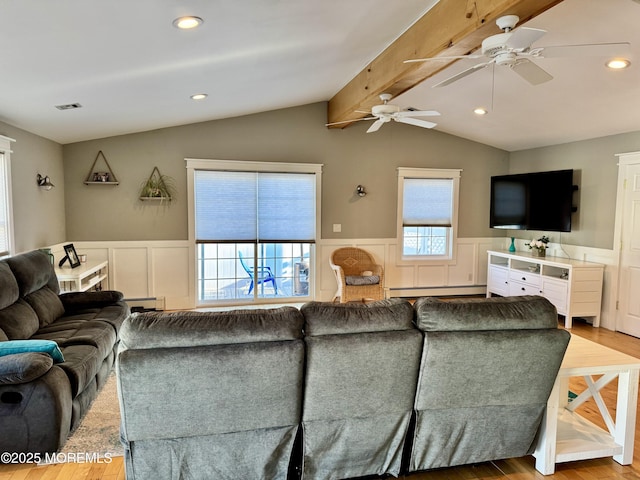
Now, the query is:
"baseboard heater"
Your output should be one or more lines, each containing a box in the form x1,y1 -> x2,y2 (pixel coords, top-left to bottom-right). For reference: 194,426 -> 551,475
124,297 -> 166,311
388,285 -> 487,298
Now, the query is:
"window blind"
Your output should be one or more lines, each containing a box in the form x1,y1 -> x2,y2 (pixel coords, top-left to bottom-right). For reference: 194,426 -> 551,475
195,170 -> 316,242
402,178 -> 453,227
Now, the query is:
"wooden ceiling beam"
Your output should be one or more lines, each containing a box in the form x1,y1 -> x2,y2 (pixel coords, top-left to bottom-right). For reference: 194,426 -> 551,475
327,0 -> 565,127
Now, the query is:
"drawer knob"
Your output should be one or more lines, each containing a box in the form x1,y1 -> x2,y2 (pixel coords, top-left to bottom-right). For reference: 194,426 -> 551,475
522,276 -> 526,281
521,287 -> 525,291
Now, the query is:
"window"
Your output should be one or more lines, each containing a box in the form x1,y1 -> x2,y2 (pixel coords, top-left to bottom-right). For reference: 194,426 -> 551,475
0,136 -> 15,258
397,167 -> 461,261
187,159 -> 322,304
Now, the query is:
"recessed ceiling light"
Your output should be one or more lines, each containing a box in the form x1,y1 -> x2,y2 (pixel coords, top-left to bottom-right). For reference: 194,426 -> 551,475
190,93 -> 208,101
473,107 -> 488,115
173,16 -> 203,29
606,58 -> 630,70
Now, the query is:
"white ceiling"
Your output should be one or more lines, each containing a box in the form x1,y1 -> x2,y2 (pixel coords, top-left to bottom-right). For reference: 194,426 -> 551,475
1,0 -> 639,151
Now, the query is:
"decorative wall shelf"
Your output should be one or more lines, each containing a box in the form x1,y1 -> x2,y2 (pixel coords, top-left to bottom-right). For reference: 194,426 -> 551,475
84,150 -> 119,185
139,166 -> 175,201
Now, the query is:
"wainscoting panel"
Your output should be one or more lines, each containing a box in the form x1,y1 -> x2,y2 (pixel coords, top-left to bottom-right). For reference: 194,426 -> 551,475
45,238 -> 618,330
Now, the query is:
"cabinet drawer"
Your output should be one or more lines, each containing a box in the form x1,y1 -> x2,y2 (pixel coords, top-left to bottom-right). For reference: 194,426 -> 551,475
488,266 -> 509,296
509,280 -> 542,296
572,269 -> 603,282
543,279 -> 568,297
509,270 -> 541,287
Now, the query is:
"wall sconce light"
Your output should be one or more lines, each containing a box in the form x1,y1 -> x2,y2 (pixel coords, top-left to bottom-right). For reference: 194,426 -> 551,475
37,174 -> 54,190
356,185 -> 366,197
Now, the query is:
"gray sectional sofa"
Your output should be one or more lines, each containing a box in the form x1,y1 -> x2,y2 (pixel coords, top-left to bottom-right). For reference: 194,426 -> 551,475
117,295 -> 570,480
0,250 -> 129,455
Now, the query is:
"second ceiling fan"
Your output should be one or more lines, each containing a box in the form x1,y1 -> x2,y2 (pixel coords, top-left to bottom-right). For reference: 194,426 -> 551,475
405,15 -> 630,88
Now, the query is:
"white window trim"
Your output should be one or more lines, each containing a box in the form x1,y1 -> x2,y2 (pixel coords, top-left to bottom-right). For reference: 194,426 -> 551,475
397,167 -> 461,265
0,135 -> 15,258
185,158 -> 323,305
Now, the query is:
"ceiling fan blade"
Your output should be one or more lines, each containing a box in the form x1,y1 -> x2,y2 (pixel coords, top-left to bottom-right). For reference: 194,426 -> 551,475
395,110 -> 440,118
325,116 -> 375,127
432,61 -> 492,88
511,58 -> 553,85
404,54 -> 483,64
506,27 -> 547,50
366,119 -> 385,133
535,42 -> 631,58
395,117 -> 437,129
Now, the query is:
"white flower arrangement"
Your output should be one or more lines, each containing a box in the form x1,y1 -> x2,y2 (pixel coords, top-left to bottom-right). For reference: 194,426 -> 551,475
525,235 -> 549,251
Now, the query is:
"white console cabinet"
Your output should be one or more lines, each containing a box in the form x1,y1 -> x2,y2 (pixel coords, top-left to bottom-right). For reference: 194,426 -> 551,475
487,250 -> 604,328
55,260 -> 109,293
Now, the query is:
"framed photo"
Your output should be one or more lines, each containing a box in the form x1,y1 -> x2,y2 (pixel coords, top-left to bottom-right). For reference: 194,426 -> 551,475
64,243 -> 81,268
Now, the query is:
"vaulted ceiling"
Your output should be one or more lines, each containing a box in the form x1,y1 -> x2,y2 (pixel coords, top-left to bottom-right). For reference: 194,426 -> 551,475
1,0 -> 639,151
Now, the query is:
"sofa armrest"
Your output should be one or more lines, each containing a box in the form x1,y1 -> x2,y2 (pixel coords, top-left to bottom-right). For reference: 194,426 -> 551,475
59,290 -> 124,310
0,352 -> 53,384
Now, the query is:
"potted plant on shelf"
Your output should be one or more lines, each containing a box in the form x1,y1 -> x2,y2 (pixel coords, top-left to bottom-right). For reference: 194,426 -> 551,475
525,235 -> 549,257
139,167 -> 176,201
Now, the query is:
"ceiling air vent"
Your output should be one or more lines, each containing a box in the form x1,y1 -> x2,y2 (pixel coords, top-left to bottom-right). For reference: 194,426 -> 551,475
55,103 -> 82,110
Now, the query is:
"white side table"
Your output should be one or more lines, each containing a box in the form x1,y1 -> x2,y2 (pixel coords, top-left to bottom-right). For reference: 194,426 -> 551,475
533,334 -> 640,474
55,260 -> 109,293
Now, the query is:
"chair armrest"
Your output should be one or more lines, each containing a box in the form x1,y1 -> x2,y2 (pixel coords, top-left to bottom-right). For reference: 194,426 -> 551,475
60,290 -> 124,310
0,352 -> 53,385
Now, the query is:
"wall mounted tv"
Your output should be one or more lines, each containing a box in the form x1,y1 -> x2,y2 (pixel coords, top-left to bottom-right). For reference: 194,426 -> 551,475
490,169 -> 576,232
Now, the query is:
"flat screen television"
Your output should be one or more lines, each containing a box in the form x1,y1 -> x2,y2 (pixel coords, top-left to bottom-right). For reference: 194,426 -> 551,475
490,169 -> 575,232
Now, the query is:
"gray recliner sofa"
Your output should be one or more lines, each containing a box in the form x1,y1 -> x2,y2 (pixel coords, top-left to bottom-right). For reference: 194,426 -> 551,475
0,250 -> 129,455
117,295 -> 569,480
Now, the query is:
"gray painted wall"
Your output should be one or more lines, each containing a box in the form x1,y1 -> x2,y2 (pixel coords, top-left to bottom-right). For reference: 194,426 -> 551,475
510,131 -> 640,249
62,102 -> 509,241
0,121 -> 65,253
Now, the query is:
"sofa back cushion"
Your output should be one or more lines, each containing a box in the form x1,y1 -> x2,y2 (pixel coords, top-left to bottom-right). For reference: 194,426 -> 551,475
0,300 -> 40,340
415,295 -> 559,331
300,299 -> 422,480
120,306 -> 303,350
408,295 -> 570,471
302,298 -> 415,336
0,262 -> 40,339
5,251 -> 64,328
5,251 -> 60,296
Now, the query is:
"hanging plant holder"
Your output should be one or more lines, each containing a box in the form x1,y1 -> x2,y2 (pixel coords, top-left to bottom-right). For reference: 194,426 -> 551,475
139,166 -> 175,201
84,150 -> 119,185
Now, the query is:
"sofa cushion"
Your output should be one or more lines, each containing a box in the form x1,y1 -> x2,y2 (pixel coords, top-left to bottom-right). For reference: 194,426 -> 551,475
0,262 -> 19,309
57,344 -> 102,397
60,303 -> 130,333
24,288 -> 65,328
302,298 -> 415,336
414,295 -> 559,331
0,299 -> 40,340
0,339 -> 64,363
0,352 -> 53,384
5,250 -> 59,296
120,307 -> 303,350
34,320 -> 117,361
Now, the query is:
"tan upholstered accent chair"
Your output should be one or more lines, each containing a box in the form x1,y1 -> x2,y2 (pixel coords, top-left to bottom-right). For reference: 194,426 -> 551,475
330,247 -> 384,303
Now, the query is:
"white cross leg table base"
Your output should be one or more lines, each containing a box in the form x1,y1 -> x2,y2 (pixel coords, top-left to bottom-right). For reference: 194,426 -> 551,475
533,334 -> 640,475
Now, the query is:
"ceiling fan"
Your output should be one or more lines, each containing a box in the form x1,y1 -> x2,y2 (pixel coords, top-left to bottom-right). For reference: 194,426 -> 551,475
405,15 -> 630,88
326,93 -> 440,133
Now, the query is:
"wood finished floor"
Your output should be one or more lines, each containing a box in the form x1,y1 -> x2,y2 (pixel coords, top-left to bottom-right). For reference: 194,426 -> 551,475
1,318 -> 639,479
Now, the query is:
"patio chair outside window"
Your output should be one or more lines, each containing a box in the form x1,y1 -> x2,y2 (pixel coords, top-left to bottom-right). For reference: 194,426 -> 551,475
239,251 -> 278,295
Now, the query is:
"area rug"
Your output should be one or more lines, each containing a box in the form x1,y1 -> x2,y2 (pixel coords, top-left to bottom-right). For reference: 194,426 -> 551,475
59,370 -> 123,458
